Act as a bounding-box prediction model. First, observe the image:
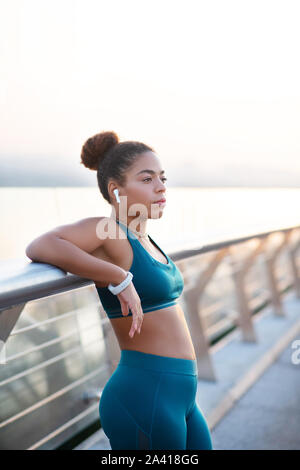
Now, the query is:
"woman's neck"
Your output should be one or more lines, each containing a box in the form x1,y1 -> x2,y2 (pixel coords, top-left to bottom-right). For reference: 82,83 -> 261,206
110,211 -> 148,238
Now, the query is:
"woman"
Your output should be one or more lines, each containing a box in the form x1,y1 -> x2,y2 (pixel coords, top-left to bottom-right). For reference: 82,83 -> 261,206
25,131 -> 213,451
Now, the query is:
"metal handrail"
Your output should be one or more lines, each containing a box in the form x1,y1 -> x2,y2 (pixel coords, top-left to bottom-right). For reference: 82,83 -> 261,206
0,337 -> 102,387
0,366 -> 106,430
4,319 -> 101,363
1,224 -> 299,310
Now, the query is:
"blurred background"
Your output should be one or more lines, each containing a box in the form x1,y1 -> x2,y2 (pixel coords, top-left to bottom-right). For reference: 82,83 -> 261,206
1,0 -> 300,258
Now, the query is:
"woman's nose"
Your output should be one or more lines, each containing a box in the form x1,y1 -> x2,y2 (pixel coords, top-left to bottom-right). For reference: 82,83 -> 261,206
156,179 -> 166,190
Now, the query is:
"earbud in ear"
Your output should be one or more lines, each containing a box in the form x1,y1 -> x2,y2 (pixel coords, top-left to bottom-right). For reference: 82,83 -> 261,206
113,188 -> 120,203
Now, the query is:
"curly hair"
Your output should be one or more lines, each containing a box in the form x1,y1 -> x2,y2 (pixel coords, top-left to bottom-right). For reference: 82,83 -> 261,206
80,131 -> 155,204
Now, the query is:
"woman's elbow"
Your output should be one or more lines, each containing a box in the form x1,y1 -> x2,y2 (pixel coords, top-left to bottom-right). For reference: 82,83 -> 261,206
25,243 -> 38,261
25,236 -> 48,261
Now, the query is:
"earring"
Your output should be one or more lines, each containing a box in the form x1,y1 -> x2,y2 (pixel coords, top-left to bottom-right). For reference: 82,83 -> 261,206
113,188 -> 120,203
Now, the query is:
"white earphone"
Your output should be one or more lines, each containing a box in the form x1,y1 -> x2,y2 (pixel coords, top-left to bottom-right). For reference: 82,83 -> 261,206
113,188 -> 120,203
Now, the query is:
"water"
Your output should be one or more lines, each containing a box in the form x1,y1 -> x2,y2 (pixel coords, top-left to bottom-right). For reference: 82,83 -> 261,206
1,187 -> 300,260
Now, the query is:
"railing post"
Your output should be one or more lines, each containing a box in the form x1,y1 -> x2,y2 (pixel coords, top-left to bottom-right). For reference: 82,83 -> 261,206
264,230 -> 293,316
0,303 -> 26,343
182,247 -> 229,381
231,269 -> 257,342
287,230 -> 300,299
229,237 -> 268,342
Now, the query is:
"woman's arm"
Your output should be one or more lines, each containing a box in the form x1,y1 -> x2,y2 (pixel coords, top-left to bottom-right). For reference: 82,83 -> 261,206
25,217 -> 127,286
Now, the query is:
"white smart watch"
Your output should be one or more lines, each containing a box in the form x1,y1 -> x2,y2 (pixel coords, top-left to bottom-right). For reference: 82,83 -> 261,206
108,271 -> 133,295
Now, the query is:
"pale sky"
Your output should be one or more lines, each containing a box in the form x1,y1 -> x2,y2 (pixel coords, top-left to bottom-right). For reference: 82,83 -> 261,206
1,0 -> 300,184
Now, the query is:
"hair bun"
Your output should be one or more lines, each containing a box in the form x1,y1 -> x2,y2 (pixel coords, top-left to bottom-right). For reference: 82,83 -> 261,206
80,131 -> 119,170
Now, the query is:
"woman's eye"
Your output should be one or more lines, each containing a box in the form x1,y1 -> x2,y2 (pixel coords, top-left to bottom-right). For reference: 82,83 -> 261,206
142,177 -> 168,183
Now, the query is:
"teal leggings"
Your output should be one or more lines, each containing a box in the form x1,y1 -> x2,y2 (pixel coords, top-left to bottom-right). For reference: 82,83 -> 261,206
99,349 -> 213,450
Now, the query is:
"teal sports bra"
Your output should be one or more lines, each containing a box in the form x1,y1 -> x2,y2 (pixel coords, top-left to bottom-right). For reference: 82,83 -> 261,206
95,219 -> 184,318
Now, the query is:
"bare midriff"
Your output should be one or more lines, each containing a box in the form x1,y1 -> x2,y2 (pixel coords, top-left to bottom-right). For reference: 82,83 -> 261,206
109,304 -> 196,360
91,219 -> 196,361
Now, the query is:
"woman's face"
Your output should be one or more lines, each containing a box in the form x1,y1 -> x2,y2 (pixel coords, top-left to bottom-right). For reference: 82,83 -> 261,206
114,151 -> 167,220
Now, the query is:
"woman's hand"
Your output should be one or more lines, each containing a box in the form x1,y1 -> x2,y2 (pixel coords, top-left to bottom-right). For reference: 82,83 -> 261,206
116,281 -> 144,338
